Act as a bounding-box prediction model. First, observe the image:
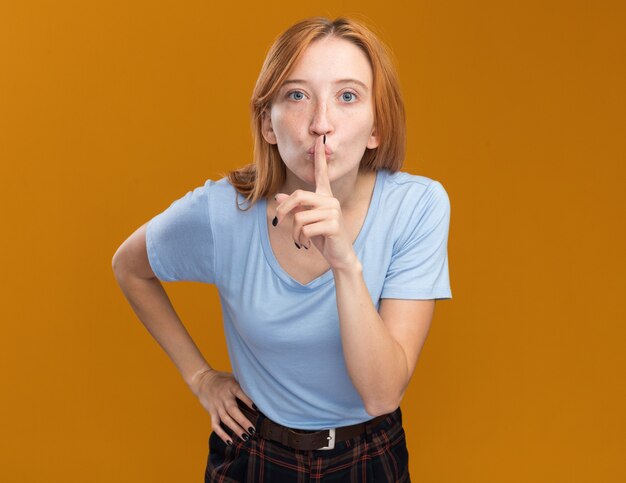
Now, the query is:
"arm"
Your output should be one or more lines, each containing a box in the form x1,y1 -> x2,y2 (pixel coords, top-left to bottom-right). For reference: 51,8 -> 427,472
333,255 -> 435,417
111,223 -> 212,391
274,135 -> 448,417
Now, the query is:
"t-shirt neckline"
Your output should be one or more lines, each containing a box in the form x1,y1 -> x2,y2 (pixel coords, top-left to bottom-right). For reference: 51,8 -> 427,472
257,169 -> 386,290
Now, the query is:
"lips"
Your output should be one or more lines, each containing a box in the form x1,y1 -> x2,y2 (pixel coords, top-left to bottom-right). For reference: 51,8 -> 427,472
307,146 -> 333,156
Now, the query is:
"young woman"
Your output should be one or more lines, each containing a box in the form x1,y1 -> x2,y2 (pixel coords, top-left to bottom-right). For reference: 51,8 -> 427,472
113,16 -> 452,482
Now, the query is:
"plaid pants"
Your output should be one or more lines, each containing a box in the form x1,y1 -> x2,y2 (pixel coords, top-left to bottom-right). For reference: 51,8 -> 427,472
205,403 -> 410,482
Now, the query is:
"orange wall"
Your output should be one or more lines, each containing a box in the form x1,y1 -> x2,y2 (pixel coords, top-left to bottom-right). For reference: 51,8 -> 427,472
1,1 -> 625,482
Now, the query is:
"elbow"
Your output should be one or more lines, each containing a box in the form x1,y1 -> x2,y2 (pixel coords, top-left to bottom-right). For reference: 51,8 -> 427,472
364,396 -> 402,418
363,383 -> 408,417
111,256 -> 120,275
111,248 -> 130,278
112,244 -> 125,269
111,250 -> 124,275
363,373 -> 409,417
111,254 -> 120,273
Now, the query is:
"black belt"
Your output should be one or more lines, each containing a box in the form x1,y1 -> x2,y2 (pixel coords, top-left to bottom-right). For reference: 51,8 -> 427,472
236,398 -> 391,451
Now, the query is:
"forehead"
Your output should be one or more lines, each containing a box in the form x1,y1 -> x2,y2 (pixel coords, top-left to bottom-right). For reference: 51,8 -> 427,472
286,37 -> 373,86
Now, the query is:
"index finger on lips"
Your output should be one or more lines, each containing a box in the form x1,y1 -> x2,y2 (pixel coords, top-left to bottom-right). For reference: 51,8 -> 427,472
314,134 -> 333,196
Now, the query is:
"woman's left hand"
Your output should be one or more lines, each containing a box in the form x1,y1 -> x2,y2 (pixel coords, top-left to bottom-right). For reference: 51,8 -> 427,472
273,134 -> 357,271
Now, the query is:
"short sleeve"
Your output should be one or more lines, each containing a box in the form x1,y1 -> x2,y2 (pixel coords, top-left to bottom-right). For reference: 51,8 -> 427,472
145,179 -> 216,283
380,180 -> 452,300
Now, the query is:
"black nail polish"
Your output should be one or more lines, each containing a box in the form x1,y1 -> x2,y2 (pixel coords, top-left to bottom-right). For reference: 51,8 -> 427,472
272,216 -> 278,227
323,134 -> 326,144
294,241 -> 301,249
303,243 -> 309,250
252,403 -> 258,410
242,433 -> 250,442
248,427 -> 256,435
226,440 -> 233,446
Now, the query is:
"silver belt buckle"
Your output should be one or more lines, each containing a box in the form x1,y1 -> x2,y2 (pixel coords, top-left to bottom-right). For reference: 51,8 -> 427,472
316,428 -> 336,450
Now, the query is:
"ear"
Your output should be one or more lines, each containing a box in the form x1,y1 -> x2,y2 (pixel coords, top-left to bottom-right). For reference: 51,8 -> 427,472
261,108 -> 277,145
366,124 -> 380,149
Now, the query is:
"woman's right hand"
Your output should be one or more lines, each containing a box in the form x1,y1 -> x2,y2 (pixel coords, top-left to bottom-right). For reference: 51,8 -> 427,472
189,368 -> 257,445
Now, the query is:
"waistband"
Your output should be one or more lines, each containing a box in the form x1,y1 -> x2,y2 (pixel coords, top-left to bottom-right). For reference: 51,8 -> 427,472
235,398 -> 397,451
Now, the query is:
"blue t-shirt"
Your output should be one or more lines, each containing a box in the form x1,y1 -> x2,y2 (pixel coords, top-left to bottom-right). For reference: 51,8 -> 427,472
146,168 -> 452,429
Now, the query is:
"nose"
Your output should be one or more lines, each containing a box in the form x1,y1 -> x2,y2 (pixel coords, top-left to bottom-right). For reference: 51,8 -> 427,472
309,100 -> 333,138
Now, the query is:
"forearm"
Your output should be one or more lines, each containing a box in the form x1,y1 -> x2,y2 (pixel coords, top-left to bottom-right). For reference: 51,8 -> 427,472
332,256 -> 408,416
113,268 -> 213,391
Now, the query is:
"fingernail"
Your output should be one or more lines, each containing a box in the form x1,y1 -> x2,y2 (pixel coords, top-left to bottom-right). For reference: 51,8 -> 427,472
303,243 -> 309,250
272,216 -> 278,227
226,440 -> 233,446
248,427 -> 256,435
242,433 -> 250,442
252,403 -> 258,410
274,194 -> 278,201
294,241 -> 301,249
323,134 -> 326,144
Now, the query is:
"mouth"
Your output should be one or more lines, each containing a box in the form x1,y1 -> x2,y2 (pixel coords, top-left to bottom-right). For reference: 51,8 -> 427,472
307,146 -> 333,157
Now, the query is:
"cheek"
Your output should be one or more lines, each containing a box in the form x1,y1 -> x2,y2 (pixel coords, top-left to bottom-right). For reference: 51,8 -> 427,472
272,109 -> 293,132
341,106 -> 374,127
272,111 -> 301,137
345,118 -> 375,142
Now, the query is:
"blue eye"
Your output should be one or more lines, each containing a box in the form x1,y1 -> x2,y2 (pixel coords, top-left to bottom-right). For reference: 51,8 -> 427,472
287,90 -> 305,101
342,91 -> 357,102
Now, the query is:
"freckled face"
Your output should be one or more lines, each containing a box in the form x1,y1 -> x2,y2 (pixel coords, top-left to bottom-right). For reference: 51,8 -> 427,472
262,36 -> 379,187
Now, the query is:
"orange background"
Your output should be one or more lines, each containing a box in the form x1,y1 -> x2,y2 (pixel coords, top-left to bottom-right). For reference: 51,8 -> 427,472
1,1 -> 625,482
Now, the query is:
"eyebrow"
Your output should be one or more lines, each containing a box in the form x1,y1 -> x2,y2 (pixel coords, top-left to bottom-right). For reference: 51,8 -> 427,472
281,78 -> 369,92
